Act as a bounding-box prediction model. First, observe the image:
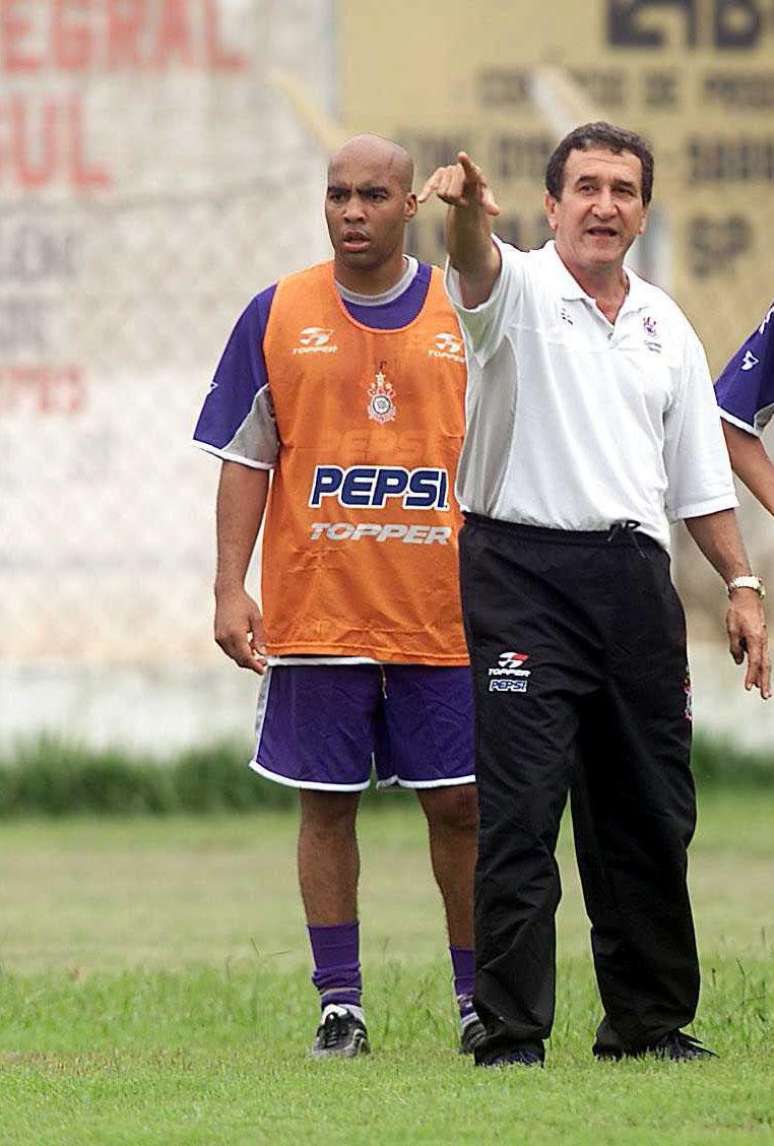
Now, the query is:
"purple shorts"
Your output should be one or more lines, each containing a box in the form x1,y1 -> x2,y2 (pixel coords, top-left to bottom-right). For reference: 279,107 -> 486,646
250,664 -> 475,791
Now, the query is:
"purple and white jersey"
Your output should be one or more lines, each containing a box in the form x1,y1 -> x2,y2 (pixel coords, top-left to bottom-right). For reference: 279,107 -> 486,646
192,258 -> 433,468
715,302 -> 774,438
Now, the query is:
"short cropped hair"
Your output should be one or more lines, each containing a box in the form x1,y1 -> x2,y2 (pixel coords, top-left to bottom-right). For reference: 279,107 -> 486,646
545,122 -> 654,206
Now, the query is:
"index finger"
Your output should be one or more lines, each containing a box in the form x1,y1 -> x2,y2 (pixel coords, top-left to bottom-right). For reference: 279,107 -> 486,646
223,633 -> 265,674
457,151 -> 478,178
743,633 -> 767,694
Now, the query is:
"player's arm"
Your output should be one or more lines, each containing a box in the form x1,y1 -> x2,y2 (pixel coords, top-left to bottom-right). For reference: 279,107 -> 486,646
194,288 -> 279,673
684,509 -> 770,699
667,332 -> 769,697
722,421 -> 774,516
213,461 -> 269,674
418,152 -> 501,308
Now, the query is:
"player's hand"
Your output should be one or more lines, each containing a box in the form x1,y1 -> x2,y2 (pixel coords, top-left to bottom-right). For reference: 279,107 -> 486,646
417,152 -> 501,215
726,591 -> 770,698
214,587 -> 268,674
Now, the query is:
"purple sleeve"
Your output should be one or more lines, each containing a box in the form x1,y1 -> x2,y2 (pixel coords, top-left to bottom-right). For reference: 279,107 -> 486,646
715,303 -> 774,437
192,284 -> 279,466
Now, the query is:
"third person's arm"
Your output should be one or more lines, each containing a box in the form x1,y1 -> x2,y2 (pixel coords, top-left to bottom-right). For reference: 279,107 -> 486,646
722,422 -> 774,516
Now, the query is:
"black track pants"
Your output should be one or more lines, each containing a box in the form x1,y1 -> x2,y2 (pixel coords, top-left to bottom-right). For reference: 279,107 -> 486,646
459,514 -> 699,1058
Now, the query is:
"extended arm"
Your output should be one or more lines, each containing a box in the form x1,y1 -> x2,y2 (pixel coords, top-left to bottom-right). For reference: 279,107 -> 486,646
684,508 -> 769,698
213,460 -> 270,673
418,152 -> 501,308
722,421 -> 774,516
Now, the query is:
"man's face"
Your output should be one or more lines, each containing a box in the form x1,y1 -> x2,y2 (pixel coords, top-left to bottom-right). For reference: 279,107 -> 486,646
544,147 -> 648,275
325,150 -> 417,273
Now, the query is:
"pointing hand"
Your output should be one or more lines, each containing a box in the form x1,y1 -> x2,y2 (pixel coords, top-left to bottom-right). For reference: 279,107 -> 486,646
417,152 -> 501,215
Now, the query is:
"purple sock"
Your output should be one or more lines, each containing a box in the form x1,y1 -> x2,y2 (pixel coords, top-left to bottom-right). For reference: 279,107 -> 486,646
450,945 -> 477,1023
308,922 -> 362,1010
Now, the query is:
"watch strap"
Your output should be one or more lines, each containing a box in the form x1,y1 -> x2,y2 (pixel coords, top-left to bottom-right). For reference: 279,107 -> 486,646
727,575 -> 766,599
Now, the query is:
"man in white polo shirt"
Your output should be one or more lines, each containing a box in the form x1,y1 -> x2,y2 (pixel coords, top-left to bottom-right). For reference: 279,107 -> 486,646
419,122 -> 769,1068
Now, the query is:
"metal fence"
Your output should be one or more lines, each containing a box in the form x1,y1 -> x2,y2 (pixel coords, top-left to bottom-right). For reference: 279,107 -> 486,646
0,1 -> 771,753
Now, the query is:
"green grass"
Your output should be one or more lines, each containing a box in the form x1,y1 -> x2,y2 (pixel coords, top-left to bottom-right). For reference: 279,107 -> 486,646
0,791 -> 771,1144
0,959 -> 770,1145
0,734 -> 770,818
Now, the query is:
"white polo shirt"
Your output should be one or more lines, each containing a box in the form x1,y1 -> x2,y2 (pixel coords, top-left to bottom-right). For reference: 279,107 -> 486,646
445,239 -> 737,550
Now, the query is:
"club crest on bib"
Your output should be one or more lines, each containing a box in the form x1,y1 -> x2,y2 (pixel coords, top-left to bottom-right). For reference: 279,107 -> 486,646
367,364 -> 397,424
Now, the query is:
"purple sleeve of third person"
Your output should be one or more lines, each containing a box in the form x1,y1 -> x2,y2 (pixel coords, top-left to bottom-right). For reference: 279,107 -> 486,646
715,302 -> 774,437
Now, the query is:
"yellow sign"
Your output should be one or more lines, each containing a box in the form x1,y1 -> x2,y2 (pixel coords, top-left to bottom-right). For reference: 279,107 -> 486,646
340,0 -> 774,370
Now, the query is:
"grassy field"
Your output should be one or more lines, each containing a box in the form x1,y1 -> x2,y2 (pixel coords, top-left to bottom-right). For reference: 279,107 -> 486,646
0,790 -> 771,1144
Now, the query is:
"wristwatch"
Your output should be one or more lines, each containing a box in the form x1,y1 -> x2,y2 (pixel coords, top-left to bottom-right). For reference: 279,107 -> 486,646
727,575 -> 766,599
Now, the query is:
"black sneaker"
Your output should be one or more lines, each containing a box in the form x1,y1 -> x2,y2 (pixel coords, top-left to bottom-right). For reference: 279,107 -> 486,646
311,1004 -> 370,1059
475,1043 -> 544,1068
459,1017 -> 487,1055
595,1029 -> 716,1062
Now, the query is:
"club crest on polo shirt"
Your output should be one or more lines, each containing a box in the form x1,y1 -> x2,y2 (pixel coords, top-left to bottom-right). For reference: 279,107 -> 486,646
741,350 -> 760,372
428,331 -> 465,363
367,364 -> 397,424
292,327 -> 338,355
642,314 -> 662,354
488,651 -> 531,692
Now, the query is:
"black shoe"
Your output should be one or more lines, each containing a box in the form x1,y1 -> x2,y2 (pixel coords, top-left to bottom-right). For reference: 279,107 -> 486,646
595,1029 -> 716,1062
647,1031 -> 716,1061
311,1004 -> 370,1059
475,1043 -> 544,1068
459,1017 -> 487,1055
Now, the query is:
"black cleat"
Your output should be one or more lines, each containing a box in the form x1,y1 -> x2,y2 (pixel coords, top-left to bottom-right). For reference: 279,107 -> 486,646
595,1029 -> 716,1062
459,1017 -> 487,1055
311,1004 -> 370,1059
475,1042 -> 544,1068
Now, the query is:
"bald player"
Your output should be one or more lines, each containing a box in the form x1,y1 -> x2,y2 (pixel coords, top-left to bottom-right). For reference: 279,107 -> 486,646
193,135 -> 483,1059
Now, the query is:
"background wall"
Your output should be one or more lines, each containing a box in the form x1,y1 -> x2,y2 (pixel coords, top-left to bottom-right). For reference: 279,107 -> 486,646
1,0 -> 771,752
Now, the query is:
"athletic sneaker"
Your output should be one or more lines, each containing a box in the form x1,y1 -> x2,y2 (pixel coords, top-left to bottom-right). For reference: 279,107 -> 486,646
475,1043 -> 544,1068
311,1004 -> 370,1059
459,1017 -> 487,1055
594,1029 -> 716,1062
